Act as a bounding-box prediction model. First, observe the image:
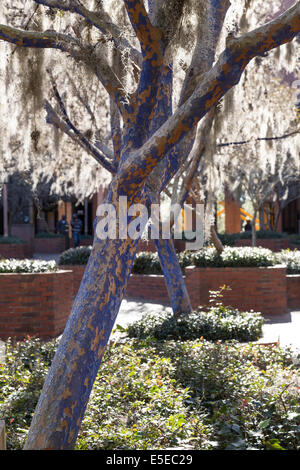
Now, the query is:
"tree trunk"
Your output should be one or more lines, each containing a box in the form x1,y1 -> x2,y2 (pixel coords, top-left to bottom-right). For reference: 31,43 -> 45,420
210,225 -> 224,253
252,210 -> 257,247
155,238 -> 192,316
24,234 -> 141,449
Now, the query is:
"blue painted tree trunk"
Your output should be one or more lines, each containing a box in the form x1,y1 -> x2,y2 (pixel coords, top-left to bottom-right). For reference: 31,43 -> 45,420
155,238 -> 192,315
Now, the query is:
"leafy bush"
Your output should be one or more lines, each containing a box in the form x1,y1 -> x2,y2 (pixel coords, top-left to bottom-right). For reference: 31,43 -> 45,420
0,259 -> 57,273
131,252 -> 162,274
58,246 -> 92,265
0,336 -> 299,450
276,250 -> 300,274
179,246 -> 276,269
0,236 -> 25,245
58,247 -> 164,273
127,304 -> 264,342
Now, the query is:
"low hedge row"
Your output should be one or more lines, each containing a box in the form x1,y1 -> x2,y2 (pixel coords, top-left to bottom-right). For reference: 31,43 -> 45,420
0,259 -> 57,273
218,231 -> 287,246
179,246 -> 276,269
57,245 -> 278,272
126,303 -> 264,343
0,236 -> 25,245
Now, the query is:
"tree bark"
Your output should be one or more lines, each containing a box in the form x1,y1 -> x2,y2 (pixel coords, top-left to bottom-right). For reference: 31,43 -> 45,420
252,210 -> 257,247
24,232 -> 141,449
155,238 -> 192,316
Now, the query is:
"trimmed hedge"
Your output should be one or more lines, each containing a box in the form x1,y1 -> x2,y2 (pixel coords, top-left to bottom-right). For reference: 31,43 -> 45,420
0,259 -> 57,273
179,246 -> 276,269
132,252 -> 162,274
58,246 -> 92,265
276,250 -> 300,274
0,236 -> 25,245
218,231 -> 287,246
127,304 -> 264,342
57,245 -> 278,273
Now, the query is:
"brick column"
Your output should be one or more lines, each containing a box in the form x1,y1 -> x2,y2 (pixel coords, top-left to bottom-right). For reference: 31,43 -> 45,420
225,189 -> 241,234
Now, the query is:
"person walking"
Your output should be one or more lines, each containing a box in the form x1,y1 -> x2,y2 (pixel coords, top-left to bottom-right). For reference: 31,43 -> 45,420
71,213 -> 82,248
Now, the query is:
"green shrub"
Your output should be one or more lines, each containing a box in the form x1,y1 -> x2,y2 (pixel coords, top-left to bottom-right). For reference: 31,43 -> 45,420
276,249 -> 300,274
0,259 -> 57,273
0,236 -> 25,245
126,304 -> 264,342
58,246 -> 92,265
1,336 -> 299,450
58,247 -> 163,273
179,246 -> 276,269
131,252 -> 162,274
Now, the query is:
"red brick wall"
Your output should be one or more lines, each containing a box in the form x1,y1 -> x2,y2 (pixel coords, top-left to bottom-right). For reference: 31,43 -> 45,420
185,266 -> 287,316
287,275 -> 300,310
0,243 -> 33,259
34,237 -> 66,254
55,264 -> 293,322
234,238 -> 290,252
60,265 -> 86,299
0,270 -> 73,340
126,274 -> 169,303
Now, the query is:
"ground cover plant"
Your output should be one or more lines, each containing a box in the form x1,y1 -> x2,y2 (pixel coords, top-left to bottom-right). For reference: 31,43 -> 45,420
1,331 -> 299,450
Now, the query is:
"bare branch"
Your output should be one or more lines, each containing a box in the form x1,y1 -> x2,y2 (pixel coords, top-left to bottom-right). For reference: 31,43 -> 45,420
217,128 -> 300,148
0,23 -> 130,117
33,0 -> 141,66
45,82 -> 117,174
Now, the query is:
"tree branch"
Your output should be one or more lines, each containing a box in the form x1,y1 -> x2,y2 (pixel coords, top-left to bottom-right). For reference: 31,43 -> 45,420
217,128 -> 300,148
117,1 -> 300,193
33,0 -> 141,66
123,0 -> 161,55
44,95 -> 116,174
0,23 -> 130,118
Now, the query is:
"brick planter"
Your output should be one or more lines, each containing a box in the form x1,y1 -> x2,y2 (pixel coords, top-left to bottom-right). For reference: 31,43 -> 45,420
34,237 -> 66,254
185,265 -> 287,316
59,263 -> 290,316
60,265 -> 86,299
0,243 -> 33,259
126,274 -> 169,303
287,275 -> 300,310
0,270 -> 73,340
60,265 -> 170,304
234,238 -> 290,252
